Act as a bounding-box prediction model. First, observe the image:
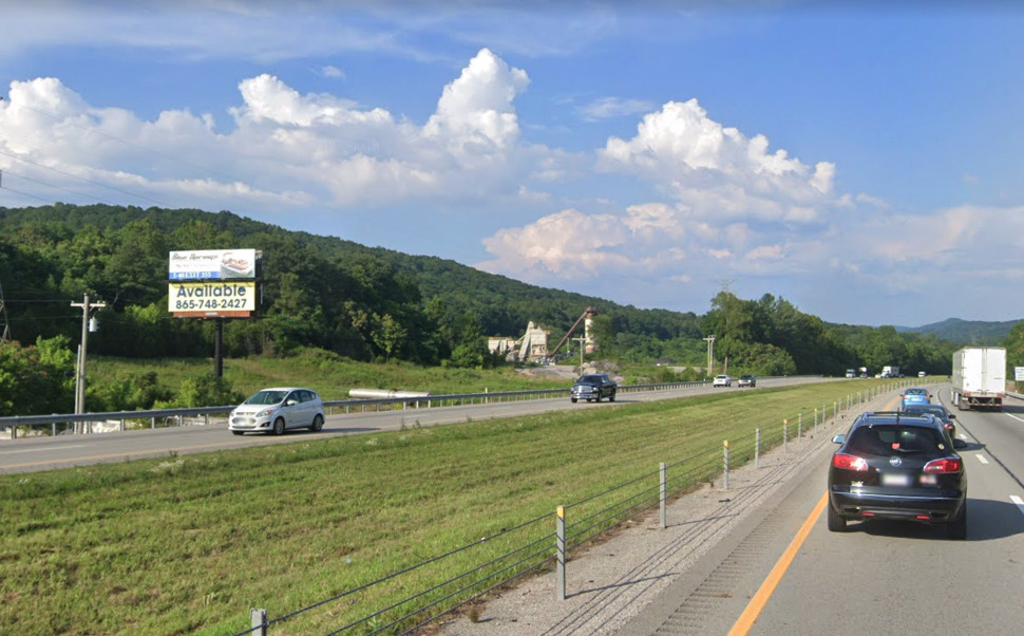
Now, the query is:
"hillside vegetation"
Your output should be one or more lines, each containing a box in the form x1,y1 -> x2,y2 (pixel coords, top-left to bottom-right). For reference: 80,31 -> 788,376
0,203 -> 988,416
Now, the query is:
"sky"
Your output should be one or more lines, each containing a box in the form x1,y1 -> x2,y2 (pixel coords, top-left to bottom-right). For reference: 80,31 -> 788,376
1,0 -> 1023,328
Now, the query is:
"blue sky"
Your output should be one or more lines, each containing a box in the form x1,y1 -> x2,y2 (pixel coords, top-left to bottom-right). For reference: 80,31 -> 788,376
2,1 -> 1023,328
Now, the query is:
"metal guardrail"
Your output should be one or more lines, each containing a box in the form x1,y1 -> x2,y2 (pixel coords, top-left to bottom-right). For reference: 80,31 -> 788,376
233,385 -> 883,636
0,379 -> 743,439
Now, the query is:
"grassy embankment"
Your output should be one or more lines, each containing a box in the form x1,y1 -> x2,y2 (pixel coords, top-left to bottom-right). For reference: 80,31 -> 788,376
89,352 -> 576,403
0,379 -> 886,635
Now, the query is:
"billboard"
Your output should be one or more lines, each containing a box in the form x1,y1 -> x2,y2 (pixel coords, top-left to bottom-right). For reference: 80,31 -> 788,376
168,281 -> 257,317
169,249 -> 256,280
168,249 -> 260,318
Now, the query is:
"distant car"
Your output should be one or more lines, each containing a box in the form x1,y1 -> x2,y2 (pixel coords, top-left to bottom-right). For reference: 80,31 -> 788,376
570,374 -> 617,403
902,402 -> 958,439
918,371 -> 927,377
845,369 -> 856,378
229,387 -> 326,435
738,374 -> 756,388
828,411 -> 968,539
713,374 -> 732,388
900,387 -> 932,408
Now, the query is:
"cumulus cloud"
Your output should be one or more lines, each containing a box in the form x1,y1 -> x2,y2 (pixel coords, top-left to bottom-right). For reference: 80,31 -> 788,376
478,97 -> 851,289
0,48 -> 553,211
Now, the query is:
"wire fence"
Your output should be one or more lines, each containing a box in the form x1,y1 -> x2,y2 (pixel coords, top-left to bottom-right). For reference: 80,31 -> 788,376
234,385 -> 894,636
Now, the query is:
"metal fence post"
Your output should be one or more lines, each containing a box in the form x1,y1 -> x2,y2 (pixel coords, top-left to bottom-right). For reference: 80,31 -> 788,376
755,428 -> 761,469
784,420 -> 788,451
250,609 -> 267,636
660,462 -> 667,529
556,506 -> 566,601
798,413 -> 802,442
723,440 -> 730,490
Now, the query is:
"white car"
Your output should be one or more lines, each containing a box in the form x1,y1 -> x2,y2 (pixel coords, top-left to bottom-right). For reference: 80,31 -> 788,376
712,375 -> 732,388
229,387 -> 325,435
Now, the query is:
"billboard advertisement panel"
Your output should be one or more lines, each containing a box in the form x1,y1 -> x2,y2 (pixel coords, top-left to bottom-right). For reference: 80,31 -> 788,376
169,249 -> 256,280
168,281 -> 257,317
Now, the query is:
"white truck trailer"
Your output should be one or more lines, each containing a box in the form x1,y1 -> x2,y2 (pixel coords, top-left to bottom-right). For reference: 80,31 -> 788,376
951,346 -> 1006,411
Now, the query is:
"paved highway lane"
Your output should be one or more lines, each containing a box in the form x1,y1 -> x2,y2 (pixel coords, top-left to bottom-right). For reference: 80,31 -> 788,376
0,377 -> 818,474
738,390 -> 1024,635
617,388 -> 1024,636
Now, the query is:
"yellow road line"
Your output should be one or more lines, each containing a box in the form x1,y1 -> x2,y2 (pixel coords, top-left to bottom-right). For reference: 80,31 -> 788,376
727,491 -> 827,636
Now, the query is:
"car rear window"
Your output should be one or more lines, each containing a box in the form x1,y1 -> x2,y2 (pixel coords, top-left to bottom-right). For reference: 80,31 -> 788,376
846,425 -> 948,455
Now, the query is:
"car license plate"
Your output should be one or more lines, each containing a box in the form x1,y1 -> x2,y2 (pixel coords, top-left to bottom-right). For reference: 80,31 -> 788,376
881,473 -> 911,486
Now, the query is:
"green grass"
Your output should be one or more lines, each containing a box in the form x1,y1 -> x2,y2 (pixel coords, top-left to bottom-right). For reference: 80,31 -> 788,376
90,350 -> 572,403
0,379 -> 889,635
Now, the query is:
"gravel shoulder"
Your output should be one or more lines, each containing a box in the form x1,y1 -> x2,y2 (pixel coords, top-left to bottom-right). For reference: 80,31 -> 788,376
436,390 -> 899,636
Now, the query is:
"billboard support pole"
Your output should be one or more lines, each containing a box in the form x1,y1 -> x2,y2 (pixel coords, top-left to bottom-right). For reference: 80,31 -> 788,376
214,318 -> 224,378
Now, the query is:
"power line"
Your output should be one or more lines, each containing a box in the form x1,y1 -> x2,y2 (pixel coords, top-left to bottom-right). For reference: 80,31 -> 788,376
0,148 -> 168,207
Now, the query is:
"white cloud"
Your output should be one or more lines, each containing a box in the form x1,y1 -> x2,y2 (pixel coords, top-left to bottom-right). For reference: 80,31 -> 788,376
478,97 -> 852,289
0,48 -> 556,210
578,97 -> 659,122
321,65 -> 346,79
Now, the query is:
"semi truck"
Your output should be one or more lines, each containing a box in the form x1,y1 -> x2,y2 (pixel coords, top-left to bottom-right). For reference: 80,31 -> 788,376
951,346 -> 1006,411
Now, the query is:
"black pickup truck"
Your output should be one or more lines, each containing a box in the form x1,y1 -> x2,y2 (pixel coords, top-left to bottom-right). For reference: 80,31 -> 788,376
570,374 -> 618,403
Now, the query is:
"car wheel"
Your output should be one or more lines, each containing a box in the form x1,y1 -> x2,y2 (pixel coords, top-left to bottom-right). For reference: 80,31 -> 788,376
947,501 -> 967,540
273,418 -> 286,436
571,398 -> 578,403
827,503 -> 846,532
231,430 -> 244,436
310,414 -> 324,432
609,391 -> 616,402
595,394 -> 602,403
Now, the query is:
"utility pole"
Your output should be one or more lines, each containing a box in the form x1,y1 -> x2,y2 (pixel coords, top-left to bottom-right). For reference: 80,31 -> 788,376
573,336 -> 587,370
703,336 -> 716,377
71,294 -> 106,420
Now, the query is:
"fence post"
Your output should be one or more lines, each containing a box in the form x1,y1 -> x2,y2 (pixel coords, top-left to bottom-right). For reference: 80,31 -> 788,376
798,413 -> 803,442
660,462 -> 667,529
723,440 -> 730,490
755,428 -> 761,469
250,609 -> 267,636
784,420 -> 788,451
556,506 -> 566,601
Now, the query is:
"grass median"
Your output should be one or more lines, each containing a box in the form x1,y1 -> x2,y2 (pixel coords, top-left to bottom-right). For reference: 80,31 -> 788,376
0,380 -> 888,635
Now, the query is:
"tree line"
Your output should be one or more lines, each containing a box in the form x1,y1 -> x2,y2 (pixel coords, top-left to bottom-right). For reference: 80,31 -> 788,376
0,203 -> 980,415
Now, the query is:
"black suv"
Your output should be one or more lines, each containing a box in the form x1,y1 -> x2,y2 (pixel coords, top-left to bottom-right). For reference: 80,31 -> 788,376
570,374 -> 617,403
901,402 -> 958,439
828,411 -> 968,539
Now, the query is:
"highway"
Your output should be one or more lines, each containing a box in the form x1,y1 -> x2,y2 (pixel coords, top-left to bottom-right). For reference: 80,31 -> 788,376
617,388 -> 1024,635
0,377 -> 818,474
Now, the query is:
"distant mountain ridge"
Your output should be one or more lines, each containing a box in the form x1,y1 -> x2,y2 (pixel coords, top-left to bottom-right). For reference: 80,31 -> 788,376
897,317 -> 1020,345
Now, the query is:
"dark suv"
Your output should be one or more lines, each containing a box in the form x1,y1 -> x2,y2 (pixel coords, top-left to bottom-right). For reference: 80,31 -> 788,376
570,374 -> 617,403
828,411 -> 968,539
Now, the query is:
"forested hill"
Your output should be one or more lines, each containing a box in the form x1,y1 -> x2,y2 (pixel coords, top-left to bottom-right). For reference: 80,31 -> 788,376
0,203 -> 704,366
899,318 -> 1018,346
0,203 -> 979,377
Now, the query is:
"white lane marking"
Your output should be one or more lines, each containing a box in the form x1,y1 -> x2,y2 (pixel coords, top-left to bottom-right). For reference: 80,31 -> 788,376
1006,412 -> 1024,423
0,444 -> 87,455
975,455 -> 990,465
1012,496 -> 1024,517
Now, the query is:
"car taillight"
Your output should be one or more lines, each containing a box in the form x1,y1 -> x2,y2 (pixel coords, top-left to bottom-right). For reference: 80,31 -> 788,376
833,453 -> 869,471
923,458 -> 962,473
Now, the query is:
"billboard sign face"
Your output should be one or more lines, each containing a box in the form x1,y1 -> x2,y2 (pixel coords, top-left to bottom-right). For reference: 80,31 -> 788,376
169,249 -> 256,280
168,281 -> 257,317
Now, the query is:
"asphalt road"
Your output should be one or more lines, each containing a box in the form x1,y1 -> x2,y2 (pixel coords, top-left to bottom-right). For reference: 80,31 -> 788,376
0,376 -> 818,474
617,387 -> 1024,635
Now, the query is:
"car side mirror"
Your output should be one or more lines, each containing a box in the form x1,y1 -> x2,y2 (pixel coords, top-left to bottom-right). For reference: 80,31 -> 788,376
953,439 -> 968,450
949,414 -> 956,419
831,434 -> 845,444
286,399 -> 298,406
